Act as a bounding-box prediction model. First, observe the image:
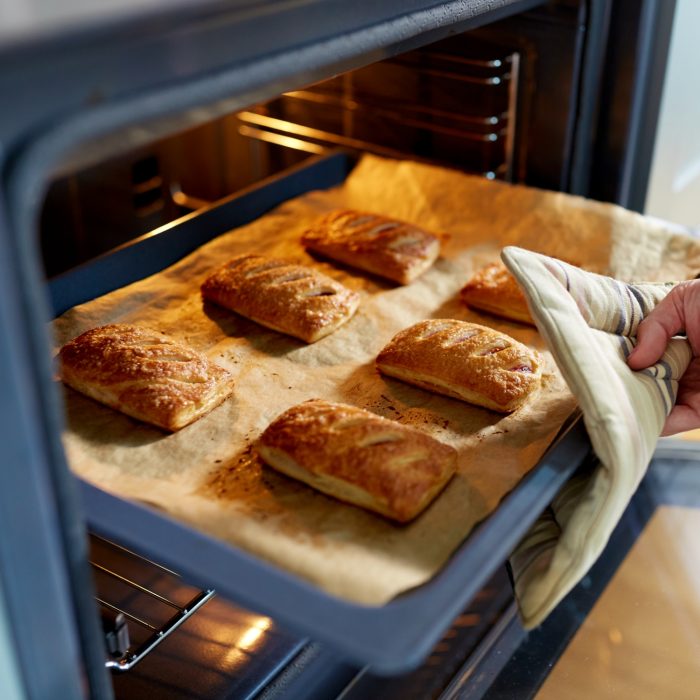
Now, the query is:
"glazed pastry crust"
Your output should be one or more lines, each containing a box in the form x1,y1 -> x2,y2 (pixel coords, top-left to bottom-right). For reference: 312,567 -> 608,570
461,262 -> 534,325
301,209 -> 442,284
257,399 -> 457,523
201,254 -> 360,343
376,319 -> 541,413
58,324 -> 235,431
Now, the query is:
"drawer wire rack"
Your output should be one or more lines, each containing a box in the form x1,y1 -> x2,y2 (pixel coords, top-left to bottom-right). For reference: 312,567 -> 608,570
89,534 -> 215,671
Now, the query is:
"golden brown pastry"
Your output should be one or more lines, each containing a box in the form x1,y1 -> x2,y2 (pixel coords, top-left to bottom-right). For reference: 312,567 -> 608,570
201,254 -> 360,343
58,324 -> 235,431
301,209 -> 443,284
460,261 -> 534,325
256,399 -> 457,523
376,319 -> 541,413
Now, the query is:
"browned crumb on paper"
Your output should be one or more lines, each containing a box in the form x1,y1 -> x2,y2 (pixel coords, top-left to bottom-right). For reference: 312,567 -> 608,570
202,443 -> 267,502
198,444 -> 340,548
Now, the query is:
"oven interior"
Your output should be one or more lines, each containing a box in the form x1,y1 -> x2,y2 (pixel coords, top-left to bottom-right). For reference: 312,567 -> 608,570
40,2 -> 586,279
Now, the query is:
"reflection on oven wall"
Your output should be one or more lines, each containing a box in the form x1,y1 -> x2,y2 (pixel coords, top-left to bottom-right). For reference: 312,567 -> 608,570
39,3 -> 586,279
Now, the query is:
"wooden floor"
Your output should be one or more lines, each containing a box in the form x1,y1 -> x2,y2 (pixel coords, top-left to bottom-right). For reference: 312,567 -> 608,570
677,428 -> 700,442
537,506 -> 700,700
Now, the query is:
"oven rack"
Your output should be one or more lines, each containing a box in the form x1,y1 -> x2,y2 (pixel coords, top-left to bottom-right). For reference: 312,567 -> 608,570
90,534 -> 215,672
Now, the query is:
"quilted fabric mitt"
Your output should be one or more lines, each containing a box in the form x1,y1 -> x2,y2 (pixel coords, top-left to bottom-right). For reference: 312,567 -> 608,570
501,246 -> 692,628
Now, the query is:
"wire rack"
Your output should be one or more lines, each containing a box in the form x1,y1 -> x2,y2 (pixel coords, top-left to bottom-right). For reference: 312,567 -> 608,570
89,534 -> 215,671
239,42 -> 520,181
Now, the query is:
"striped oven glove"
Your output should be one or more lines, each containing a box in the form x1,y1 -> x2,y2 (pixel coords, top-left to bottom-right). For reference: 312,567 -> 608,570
501,246 -> 692,629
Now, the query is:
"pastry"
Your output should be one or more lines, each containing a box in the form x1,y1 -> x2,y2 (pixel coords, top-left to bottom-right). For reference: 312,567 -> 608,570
376,319 -> 541,412
201,254 -> 360,343
460,261 -> 534,324
256,399 -> 457,523
58,324 -> 235,431
301,209 -> 443,284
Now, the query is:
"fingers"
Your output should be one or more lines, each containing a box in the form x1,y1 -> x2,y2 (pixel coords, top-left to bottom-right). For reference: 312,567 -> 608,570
627,284 -> 688,370
627,317 -> 678,369
624,281 -> 700,434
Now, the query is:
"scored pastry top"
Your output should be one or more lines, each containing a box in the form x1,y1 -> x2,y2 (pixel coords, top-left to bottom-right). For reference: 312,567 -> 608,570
201,253 -> 360,343
302,209 -> 443,284
256,399 -> 457,523
58,324 -> 235,431
376,319 -> 541,412
460,261 -> 534,325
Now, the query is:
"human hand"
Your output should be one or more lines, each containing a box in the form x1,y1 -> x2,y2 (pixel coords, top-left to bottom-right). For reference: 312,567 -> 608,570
627,280 -> 700,435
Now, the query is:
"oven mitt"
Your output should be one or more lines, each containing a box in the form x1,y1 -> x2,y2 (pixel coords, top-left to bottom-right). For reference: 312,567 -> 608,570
501,246 -> 692,629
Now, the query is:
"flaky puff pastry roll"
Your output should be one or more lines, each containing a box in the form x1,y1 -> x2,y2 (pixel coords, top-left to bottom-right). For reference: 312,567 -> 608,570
201,254 -> 360,343
460,261 -> 535,325
377,320 -> 541,413
58,324 -> 235,431
257,399 -> 457,523
302,209 -> 443,284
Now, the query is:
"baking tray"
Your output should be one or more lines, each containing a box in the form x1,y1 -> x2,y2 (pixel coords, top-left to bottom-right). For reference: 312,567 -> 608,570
50,152 -> 591,673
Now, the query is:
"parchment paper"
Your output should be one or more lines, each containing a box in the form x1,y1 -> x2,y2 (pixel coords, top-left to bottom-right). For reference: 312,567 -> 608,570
54,155 -> 700,605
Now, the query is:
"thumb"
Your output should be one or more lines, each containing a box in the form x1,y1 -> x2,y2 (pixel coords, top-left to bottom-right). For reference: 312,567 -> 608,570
627,288 -> 685,370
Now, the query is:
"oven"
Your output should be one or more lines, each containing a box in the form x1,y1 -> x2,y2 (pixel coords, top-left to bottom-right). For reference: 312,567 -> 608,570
0,1 -> 684,699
